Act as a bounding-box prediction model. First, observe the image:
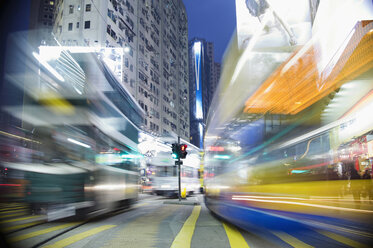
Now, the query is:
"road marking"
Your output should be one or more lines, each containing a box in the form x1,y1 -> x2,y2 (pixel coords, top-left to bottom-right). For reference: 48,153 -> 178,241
223,222 -> 250,248
42,225 -> 116,248
0,206 -> 27,212
8,223 -> 78,243
0,212 -> 25,219
272,231 -> 314,248
135,203 -> 149,207
316,230 -> 370,248
0,209 -> 26,214
0,215 -> 41,224
102,205 -> 179,248
1,221 -> 45,233
170,205 -> 201,248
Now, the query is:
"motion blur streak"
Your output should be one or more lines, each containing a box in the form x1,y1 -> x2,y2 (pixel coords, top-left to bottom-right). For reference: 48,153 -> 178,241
0,31 -> 144,225
232,196 -> 373,214
204,0 -> 373,245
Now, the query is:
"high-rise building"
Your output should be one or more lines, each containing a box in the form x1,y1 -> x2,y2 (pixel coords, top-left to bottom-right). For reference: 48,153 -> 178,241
52,0 -> 189,140
188,38 -> 211,149
211,62 -> 221,99
29,0 -> 57,46
188,37 -> 221,148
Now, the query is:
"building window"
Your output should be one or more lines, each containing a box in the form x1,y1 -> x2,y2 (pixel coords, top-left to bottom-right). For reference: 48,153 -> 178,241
68,23 -> 73,31
84,21 -> 90,29
76,22 -> 79,28
69,5 -> 74,14
86,4 -> 91,12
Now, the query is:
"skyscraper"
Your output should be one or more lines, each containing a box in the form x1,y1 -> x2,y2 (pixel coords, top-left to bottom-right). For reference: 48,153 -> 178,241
188,38 -> 210,148
53,0 -> 189,140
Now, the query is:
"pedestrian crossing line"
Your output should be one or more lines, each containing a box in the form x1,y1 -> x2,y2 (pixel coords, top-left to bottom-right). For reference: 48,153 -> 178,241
0,204 -> 25,207
316,230 -> 370,248
8,223 -> 79,243
0,206 -> 27,212
0,215 -> 41,224
42,225 -> 116,248
272,231 -> 314,248
1,221 -> 45,233
223,222 -> 250,248
0,209 -> 27,214
0,212 -> 25,219
170,205 -> 201,248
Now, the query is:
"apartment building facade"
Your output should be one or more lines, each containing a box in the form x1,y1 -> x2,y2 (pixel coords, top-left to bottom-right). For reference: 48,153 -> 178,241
53,0 -> 189,140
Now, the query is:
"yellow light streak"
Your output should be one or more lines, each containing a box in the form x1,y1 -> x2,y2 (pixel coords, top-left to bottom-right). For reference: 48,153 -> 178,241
0,130 -> 41,144
231,197 -> 373,214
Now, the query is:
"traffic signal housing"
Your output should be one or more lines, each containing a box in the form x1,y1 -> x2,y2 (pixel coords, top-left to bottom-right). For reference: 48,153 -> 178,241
171,143 -> 188,159
180,144 -> 187,159
172,143 -> 180,159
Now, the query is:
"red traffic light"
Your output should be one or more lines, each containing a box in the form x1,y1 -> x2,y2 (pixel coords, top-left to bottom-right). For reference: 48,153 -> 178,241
180,144 -> 187,151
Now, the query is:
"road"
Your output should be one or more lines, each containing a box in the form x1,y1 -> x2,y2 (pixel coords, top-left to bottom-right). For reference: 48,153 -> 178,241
1,194 -> 371,248
0,194 -> 276,248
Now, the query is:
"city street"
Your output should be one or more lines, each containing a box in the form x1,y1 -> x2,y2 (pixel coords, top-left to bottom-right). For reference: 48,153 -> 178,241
1,194 -> 276,248
2,194 -> 373,248
0,1 -> 373,247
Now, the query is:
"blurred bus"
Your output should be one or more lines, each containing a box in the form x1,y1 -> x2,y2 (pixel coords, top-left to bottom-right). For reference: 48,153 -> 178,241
149,148 -> 200,197
204,0 -> 373,244
0,32 -> 144,219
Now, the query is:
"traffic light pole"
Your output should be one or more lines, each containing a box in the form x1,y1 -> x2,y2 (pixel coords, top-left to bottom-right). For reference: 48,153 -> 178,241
177,136 -> 181,202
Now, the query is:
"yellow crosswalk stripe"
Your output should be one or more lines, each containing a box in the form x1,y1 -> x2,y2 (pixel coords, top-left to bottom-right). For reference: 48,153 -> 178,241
272,231 -> 314,248
8,223 -> 78,243
42,225 -> 116,248
223,222 -> 250,248
0,206 -> 27,211
1,221 -> 45,233
0,212 -> 25,219
316,230 -> 370,248
0,209 -> 27,214
170,205 -> 201,248
0,215 -> 41,224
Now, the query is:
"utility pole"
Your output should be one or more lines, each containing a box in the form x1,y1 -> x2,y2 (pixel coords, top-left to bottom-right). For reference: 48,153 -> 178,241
177,136 -> 181,201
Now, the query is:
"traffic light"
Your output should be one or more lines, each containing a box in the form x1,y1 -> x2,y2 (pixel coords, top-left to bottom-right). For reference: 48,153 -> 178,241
180,144 -> 187,159
171,143 -> 188,159
172,143 -> 180,159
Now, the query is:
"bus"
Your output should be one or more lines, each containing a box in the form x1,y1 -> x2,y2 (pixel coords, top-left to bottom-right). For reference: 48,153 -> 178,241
0,32 -> 144,219
204,0 -> 373,245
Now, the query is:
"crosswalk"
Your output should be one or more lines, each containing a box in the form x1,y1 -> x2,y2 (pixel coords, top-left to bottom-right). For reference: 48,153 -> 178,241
0,200 -> 371,248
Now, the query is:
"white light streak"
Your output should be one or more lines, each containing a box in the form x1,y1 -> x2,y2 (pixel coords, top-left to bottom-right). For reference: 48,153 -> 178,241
232,196 -> 373,214
33,52 -> 65,82
67,138 -> 91,148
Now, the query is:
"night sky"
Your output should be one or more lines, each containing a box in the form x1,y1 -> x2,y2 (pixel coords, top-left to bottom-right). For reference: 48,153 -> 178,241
183,0 -> 237,63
